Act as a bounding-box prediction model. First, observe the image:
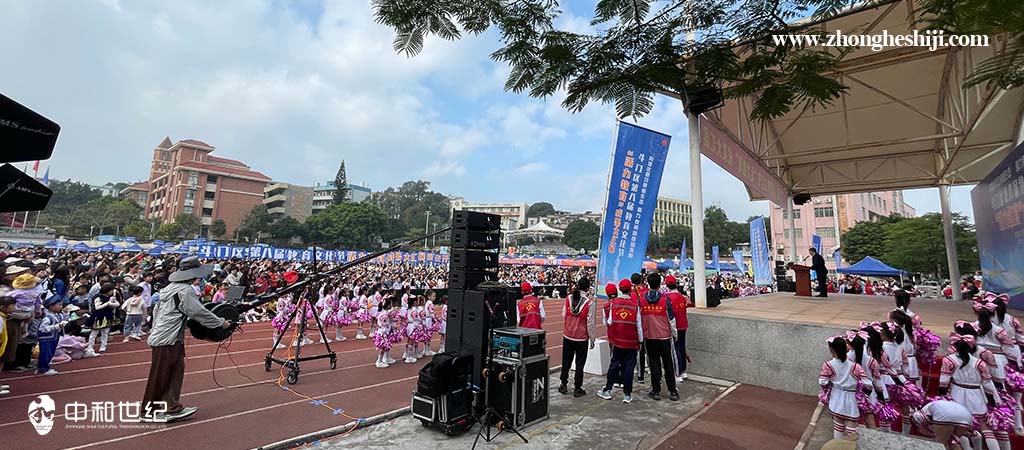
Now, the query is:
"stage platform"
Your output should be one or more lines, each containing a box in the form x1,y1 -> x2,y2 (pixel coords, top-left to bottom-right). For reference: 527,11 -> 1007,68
684,292 -> 1009,396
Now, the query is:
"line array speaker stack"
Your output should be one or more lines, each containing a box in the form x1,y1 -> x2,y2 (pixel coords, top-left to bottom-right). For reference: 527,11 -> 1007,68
776,260 -> 793,292
446,211 -> 516,387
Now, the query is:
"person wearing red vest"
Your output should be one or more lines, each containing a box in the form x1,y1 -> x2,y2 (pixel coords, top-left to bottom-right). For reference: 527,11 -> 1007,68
516,282 -> 545,329
628,273 -> 652,384
598,280 -> 643,404
640,273 -> 679,401
665,276 -> 693,383
559,277 -> 595,398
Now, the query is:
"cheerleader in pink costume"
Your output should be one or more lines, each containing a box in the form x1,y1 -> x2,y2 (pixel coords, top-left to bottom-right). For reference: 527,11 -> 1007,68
374,297 -> 395,368
332,289 -> 351,341
404,297 -> 421,363
292,292 -> 316,347
422,291 -> 437,356
847,329 -> 882,429
355,290 -> 371,340
880,321 -> 914,435
271,296 -> 294,349
991,292 -> 1024,434
320,285 -> 343,342
943,324 -> 1004,450
436,295 -> 447,354
819,335 -> 868,440
974,299 -> 1022,445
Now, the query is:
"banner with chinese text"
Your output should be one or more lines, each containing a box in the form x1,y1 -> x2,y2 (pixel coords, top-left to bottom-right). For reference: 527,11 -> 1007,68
749,217 -> 772,285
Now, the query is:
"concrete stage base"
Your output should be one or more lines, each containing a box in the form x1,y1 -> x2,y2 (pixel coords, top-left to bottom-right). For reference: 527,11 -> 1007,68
684,293 -> 1016,396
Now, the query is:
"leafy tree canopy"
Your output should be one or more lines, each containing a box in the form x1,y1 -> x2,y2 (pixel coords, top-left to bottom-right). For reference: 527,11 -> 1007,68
527,202 -> 557,217
174,214 -> 201,239
563,219 -> 601,252
237,205 -> 273,242
333,160 -> 351,205
306,202 -> 388,249
209,219 -> 228,239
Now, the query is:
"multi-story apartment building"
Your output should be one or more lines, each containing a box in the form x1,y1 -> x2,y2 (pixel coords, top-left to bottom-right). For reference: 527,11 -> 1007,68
264,182 -> 314,222
144,137 -> 270,237
769,191 -> 917,268
311,181 -> 372,213
119,181 -> 149,208
652,196 -> 693,235
449,198 -> 528,231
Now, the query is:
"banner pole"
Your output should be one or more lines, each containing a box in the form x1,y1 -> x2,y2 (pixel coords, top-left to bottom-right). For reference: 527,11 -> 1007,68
596,121 -> 621,297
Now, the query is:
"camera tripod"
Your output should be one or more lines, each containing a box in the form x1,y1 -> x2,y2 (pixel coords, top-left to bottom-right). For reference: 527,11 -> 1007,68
265,257 -> 337,384
471,347 -> 527,449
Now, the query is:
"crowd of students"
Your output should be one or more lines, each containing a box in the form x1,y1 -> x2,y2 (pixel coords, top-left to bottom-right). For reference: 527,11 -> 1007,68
818,288 -> 1024,450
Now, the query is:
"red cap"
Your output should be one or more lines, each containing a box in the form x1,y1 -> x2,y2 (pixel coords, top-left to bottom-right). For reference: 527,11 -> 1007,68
618,279 -> 632,293
521,282 -> 532,294
665,276 -> 677,285
605,283 -> 618,297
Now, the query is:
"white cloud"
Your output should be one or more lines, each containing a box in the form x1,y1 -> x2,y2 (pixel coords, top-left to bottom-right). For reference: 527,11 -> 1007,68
513,162 -> 548,174
423,161 -> 467,178
440,125 -> 490,157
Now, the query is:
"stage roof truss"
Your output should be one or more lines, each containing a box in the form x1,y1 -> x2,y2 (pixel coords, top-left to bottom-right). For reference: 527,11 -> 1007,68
670,0 -> 1024,199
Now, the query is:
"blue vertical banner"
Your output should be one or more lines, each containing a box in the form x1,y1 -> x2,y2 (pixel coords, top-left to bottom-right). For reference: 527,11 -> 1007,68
597,121 -> 671,295
812,234 -> 822,253
972,142 -> 1024,309
732,250 -> 746,274
833,250 -> 842,269
712,246 -> 720,272
749,217 -> 772,286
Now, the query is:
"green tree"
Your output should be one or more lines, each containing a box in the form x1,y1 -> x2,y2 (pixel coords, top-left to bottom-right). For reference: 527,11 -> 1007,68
71,196 -> 142,236
702,206 -> 737,252
237,205 -> 273,243
306,202 -> 388,249
563,220 -> 600,253
209,219 -> 227,239
918,0 -> 1024,89
370,180 -> 451,236
155,223 -> 183,241
123,220 -> 156,240
526,202 -> 556,218
174,214 -> 201,238
272,216 -> 307,246
747,215 -> 771,239
883,213 -> 978,277
840,221 -> 888,264
661,224 -> 693,253
333,161 -> 350,205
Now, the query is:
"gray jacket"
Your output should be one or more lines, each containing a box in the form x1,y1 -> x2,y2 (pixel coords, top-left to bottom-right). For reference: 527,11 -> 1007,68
148,282 -> 224,347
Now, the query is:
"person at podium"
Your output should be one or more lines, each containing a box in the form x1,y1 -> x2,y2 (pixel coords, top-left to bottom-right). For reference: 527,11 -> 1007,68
809,248 -> 828,298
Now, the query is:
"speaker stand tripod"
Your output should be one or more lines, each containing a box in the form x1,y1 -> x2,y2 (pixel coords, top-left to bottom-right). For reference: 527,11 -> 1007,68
264,285 -> 337,384
471,350 -> 527,450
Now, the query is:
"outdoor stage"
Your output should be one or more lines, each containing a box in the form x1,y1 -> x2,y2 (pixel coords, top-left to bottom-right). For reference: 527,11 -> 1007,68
684,292 -> 1009,396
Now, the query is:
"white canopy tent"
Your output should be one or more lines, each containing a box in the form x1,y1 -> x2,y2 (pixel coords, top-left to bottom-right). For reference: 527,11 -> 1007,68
503,220 -> 565,241
669,0 -> 1024,306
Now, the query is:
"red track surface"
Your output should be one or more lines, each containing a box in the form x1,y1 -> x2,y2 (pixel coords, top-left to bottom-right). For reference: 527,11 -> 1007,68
1,299 -> 605,450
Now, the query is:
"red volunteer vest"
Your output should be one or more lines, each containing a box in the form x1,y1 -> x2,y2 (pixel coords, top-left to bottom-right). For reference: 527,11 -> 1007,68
518,296 -> 542,329
563,297 -> 590,341
666,291 -> 689,330
639,293 -> 672,340
607,297 -> 639,349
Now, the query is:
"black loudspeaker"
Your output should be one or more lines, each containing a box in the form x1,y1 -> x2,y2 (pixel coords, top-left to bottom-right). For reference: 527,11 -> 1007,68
0,93 -> 60,163
446,286 -> 517,386
793,193 -> 812,205
0,163 -> 52,212
449,269 -> 498,290
706,286 -> 721,308
683,84 -> 724,115
450,250 -> 499,271
452,210 -> 501,231
452,229 -> 500,250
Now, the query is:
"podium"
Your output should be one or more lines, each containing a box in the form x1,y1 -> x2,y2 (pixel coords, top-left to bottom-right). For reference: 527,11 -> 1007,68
791,264 -> 812,297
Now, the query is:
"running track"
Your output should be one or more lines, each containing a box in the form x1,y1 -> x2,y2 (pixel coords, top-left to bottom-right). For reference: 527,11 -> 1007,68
1,299 -> 605,450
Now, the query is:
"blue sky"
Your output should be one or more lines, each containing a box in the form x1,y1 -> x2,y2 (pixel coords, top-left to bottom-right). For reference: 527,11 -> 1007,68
0,0 -> 979,221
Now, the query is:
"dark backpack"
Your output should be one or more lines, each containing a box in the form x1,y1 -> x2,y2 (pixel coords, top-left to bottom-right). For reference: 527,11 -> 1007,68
417,351 -> 473,396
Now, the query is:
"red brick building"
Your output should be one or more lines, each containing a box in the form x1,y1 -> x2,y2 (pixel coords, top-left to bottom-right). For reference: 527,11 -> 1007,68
119,181 -> 149,209
144,137 -> 270,237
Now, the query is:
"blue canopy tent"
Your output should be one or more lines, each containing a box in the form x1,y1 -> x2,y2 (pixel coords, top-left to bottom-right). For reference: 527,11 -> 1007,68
719,262 -> 741,272
169,246 -> 192,255
576,255 -> 595,260
148,246 -> 165,256
72,243 -> 94,252
837,256 -> 907,278
43,240 -> 59,249
98,243 -> 115,252
656,259 -> 677,270
125,244 -> 145,252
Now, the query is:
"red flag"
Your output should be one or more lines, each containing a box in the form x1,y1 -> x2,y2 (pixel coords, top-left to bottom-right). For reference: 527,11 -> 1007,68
32,160 -> 40,174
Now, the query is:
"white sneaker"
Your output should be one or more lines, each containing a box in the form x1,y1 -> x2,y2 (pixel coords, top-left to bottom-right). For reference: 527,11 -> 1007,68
375,362 -> 389,369
676,376 -> 685,383
336,336 -> 347,342
83,350 -> 99,358
321,338 -> 333,344
0,389 -> 9,395
623,394 -> 633,404
302,337 -> 314,345
597,390 -> 612,400
356,334 -> 367,340
405,357 -> 416,363
39,369 -> 58,376
98,346 -> 107,353
122,338 -> 130,343
384,355 -> 396,364
682,372 -> 688,380
424,350 -> 436,356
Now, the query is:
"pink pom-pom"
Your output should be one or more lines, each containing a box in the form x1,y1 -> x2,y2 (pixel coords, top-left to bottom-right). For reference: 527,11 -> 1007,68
855,388 -> 873,414
986,405 -> 1015,431
818,386 -> 831,406
914,329 -> 942,365
901,383 -> 927,409
373,331 -> 392,352
1006,365 -> 1024,393
874,401 -> 900,423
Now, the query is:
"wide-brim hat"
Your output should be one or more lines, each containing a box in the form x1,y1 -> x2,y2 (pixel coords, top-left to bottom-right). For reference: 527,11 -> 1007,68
168,256 -> 214,282
4,265 -> 29,276
12,274 -> 39,289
